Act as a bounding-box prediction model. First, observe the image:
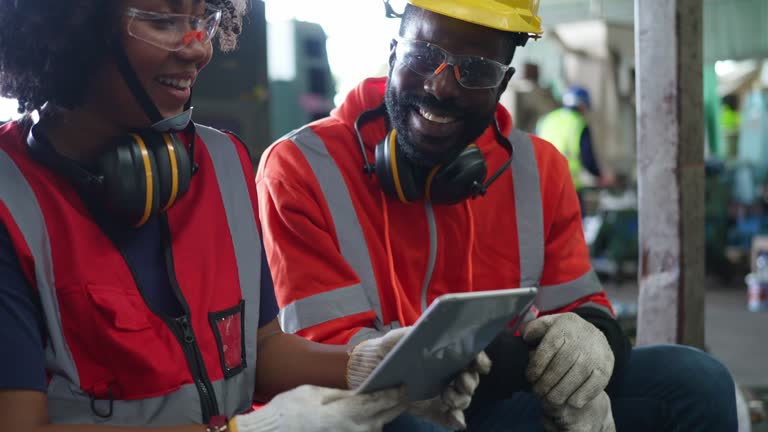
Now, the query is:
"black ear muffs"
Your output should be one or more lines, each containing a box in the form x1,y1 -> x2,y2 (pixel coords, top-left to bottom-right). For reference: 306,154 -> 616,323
375,129 -> 488,204
27,123 -> 193,228
98,131 -> 192,227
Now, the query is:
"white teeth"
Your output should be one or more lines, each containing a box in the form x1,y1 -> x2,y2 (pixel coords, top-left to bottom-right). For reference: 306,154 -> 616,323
419,107 -> 455,124
157,77 -> 192,90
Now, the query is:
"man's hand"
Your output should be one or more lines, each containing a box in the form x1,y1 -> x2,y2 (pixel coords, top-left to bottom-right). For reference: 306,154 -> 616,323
523,313 -> 614,408
407,351 -> 492,429
598,171 -> 618,188
346,328 -> 410,390
543,390 -> 616,432
346,327 -> 492,429
232,385 -> 407,432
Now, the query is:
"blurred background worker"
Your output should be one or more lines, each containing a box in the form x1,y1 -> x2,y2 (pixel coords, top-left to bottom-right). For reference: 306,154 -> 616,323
720,93 -> 742,158
537,85 -> 614,197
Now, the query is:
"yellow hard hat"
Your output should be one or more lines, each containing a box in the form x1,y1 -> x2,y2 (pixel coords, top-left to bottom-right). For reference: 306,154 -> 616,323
406,0 -> 543,36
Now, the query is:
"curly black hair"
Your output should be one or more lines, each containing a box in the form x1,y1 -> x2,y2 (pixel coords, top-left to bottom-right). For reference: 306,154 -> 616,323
0,0 -> 247,113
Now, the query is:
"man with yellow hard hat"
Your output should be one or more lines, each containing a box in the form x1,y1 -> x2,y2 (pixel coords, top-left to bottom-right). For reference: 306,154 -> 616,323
256,0 -> 738,430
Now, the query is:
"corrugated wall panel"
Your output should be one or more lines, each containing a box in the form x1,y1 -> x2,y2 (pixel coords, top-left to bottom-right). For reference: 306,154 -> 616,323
703,0 -> 768,63
536,0 -> 768,63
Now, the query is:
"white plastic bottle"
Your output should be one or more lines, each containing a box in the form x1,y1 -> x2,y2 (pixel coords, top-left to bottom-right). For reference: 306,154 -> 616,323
746,253 -> 768,312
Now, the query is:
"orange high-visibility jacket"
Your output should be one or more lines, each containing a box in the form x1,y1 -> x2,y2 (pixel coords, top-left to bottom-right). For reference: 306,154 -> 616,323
257,77 -> 613,345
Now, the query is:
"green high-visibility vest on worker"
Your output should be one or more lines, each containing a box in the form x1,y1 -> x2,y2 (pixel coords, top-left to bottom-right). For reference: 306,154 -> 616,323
537,86 -> 592,191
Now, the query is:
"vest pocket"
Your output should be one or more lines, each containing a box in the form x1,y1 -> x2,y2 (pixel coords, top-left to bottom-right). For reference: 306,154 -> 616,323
209,301 -> 246,378
86,284 -> 153,332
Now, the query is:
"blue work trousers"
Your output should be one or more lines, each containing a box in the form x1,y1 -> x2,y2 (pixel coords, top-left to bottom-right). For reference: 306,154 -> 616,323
385,344 -> 737,431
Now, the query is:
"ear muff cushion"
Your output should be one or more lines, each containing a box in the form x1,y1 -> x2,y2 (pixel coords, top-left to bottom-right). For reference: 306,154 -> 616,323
99,133 -> 160,226
375,130 -> 422,203
151,133 -> 192,211
170,133 -> 192,197
428,145 -> 488,205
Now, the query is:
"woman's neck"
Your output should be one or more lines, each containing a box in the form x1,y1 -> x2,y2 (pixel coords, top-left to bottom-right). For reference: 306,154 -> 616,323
39,106 -> 123,164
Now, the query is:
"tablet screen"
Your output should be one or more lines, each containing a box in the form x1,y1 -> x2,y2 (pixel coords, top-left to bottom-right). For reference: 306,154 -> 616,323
356,287 -> 537,401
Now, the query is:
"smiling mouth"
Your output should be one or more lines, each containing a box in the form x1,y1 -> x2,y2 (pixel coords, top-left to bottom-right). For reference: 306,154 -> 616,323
418,106 -> 458,124
156,76 -> 193,90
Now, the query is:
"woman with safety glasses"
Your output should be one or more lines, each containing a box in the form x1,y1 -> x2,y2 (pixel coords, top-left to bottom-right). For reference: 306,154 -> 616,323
0,1 -> 487,431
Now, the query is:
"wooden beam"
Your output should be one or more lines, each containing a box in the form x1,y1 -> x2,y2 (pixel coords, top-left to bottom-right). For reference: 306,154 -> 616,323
634,0 -> 705,348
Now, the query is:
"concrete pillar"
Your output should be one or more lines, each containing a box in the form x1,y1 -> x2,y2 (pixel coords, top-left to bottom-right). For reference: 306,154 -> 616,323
634,0 -> 705,348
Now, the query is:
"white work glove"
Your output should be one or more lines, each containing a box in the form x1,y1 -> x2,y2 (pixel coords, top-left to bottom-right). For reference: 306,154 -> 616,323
346,327 -> 492,430
523,312 -> 614,408
407,351 -> 491,429
543,390 -> 616,432
231,385 -> 406,432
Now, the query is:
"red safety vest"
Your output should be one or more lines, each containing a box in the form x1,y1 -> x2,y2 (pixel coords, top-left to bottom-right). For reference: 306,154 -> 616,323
257,77 -> 613,345
0,121 -> 262,426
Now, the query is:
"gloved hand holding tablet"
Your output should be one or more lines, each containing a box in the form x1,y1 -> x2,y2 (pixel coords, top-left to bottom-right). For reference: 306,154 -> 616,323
355,288 -> 537,402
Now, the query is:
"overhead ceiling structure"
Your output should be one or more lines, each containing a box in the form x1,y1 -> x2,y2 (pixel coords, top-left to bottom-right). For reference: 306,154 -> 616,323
537,0 -> 768,64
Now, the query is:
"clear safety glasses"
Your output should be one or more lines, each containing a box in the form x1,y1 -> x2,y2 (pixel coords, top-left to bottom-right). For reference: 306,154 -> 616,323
124,6 -> 222,52
395,37 -> 514,90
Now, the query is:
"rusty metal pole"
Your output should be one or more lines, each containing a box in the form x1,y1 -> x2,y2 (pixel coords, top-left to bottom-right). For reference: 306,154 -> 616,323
634,0 -> 705,348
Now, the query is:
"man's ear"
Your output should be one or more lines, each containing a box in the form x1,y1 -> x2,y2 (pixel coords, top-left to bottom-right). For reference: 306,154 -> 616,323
496,67 -> 516,102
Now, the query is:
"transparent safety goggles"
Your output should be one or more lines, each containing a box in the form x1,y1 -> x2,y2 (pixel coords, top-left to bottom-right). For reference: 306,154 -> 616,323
124,6 -> 222,52
395,37 -> 514,90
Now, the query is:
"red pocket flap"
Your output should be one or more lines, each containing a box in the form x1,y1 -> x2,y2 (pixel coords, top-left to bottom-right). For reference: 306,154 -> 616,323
86,284 -> 153,331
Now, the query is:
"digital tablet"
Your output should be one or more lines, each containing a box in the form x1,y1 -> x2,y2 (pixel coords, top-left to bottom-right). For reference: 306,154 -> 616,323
356,287 -> 537,401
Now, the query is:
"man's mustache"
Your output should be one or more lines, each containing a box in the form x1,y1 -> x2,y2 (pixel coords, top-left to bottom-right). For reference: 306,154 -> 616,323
398,93 -> 463,118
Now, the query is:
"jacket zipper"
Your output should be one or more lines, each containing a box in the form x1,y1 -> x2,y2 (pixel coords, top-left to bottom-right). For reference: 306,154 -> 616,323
173,314 -> 218,420
160,215 -> 220,422
103,216 -> 220,423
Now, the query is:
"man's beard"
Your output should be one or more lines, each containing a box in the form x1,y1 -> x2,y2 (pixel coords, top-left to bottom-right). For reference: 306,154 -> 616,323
384,84 -> 494,168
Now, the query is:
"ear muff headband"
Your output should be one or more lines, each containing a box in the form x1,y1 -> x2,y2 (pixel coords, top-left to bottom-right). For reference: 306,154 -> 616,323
161,133 -> 180,212
388,129 -> 410,203
129,132 -> 155,228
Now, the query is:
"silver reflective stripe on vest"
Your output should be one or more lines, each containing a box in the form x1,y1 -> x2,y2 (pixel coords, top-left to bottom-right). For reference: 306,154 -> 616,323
421,202 -> 438,312
48,367 -> 253,425
279,283 -> 372,334
197,125 -> 261,416
288,127 -> 383,328
509,131 -> 607,313
0,148 -> 80,388
535,269 -> 603,312
509,129 -> 545,287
